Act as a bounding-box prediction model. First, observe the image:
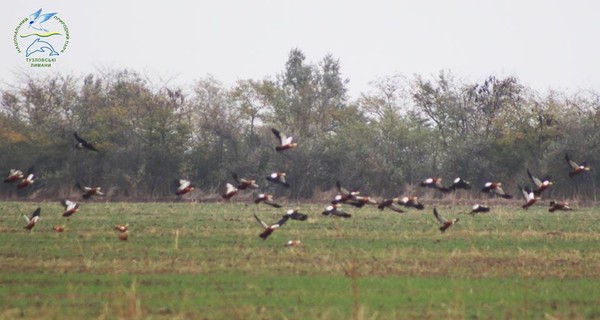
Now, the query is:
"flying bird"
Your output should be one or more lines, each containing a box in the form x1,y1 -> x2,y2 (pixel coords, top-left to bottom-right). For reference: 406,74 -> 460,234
420,177 -> 450,193
398,196 -> 425,210
519,185 -> 539,209
332,181 -> 360,204
254,193 -> 282,208
549,200 -> 573,212
469,204 -> 490,215
565,154 -> 590,177
175,179 -> 195,196
4,169 -> 24,183
266,172 -> 290,188
28,8 -> 57,32
377,198 -> 406,213
60,199 -> 79,217
76,183 -> 104,199
449,177 -> 471,191
222,183 -> 239,200
254,213 -> 289,240
23,207 -> 41,231
73,132 -> 98,152
481,182 -> 513,199
232,173 -> 259,190
17,166 -> 36,189
322,204 -> 352,218
527,169 -> 552,196
433,207 -> 459,233
283,208 -> 309,221
271,128 -> 298,151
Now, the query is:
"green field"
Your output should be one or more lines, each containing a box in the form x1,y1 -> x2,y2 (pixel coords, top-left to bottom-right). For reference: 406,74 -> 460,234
0,201 -> 599,319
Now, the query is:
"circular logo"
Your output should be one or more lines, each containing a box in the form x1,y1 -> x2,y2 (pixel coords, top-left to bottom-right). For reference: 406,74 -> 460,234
13,8 -> 70,68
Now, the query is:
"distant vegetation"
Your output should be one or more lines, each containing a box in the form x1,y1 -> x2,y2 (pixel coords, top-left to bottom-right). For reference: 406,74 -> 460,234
1,48 -> 599,200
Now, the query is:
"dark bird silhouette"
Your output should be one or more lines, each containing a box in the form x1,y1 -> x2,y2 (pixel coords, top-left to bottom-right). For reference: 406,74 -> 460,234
73,132 -> 98,151
283,208 -> 309,221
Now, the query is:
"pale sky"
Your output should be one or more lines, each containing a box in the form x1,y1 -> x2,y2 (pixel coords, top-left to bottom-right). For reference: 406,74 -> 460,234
2,0 -> 599,98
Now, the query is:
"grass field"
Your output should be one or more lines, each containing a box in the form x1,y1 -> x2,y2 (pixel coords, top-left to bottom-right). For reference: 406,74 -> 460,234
0,201 -> 599,319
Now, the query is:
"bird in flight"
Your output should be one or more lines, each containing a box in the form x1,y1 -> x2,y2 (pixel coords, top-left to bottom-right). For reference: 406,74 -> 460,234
271,128 -> 298,152
73,132 -> 98,152
28,9 -> 57,32
60,199 -> 79,217
565,154 -> 590,178
433,207 -> 459,233
23,207 -> 41,231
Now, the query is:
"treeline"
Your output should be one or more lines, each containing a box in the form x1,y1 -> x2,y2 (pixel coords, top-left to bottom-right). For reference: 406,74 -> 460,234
1,48 -> 599,201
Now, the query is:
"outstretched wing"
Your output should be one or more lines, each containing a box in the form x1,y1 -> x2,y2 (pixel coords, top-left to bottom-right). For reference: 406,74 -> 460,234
527,169 -> 542,187
565,154 -> 579,170
38,12 -> 57,23
433,208 -> 446,224
253,214 -> 269,229
29,9 -> 42,21
271,128 -> 283,144
30,207 -> 41,219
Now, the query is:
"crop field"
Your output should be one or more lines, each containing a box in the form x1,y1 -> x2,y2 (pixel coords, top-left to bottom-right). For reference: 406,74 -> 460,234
0,201 -> 599,319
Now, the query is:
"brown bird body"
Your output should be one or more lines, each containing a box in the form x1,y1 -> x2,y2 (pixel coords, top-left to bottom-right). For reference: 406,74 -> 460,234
549,200 -> 573,212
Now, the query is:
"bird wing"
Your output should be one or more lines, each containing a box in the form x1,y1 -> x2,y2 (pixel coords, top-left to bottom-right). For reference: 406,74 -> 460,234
254,214 -> 269,228
274,215 -> 290,228
30,207 -> 41,219
271,128 -> 283,144
433,208 -> 446,224
74,132 -> 87,144
23,214 -> 31,223
527,169 -> 542,187
336,181 -> 350,196
29,9 -> 42,21
290,211 -> 308,221
38,12 -> 57,23
565,154 -> 579,170
178,179 -> 190,190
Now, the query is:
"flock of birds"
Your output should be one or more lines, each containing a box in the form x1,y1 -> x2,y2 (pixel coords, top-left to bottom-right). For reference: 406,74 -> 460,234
3,129 -> 591,243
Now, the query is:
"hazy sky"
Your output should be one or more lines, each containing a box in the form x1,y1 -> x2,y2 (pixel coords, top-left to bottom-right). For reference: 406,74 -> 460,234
2,0 -> 599,98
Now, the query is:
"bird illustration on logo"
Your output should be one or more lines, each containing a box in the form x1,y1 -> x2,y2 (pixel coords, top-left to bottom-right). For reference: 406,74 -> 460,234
25,38 -> 59,57
28,8 -> 57,32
